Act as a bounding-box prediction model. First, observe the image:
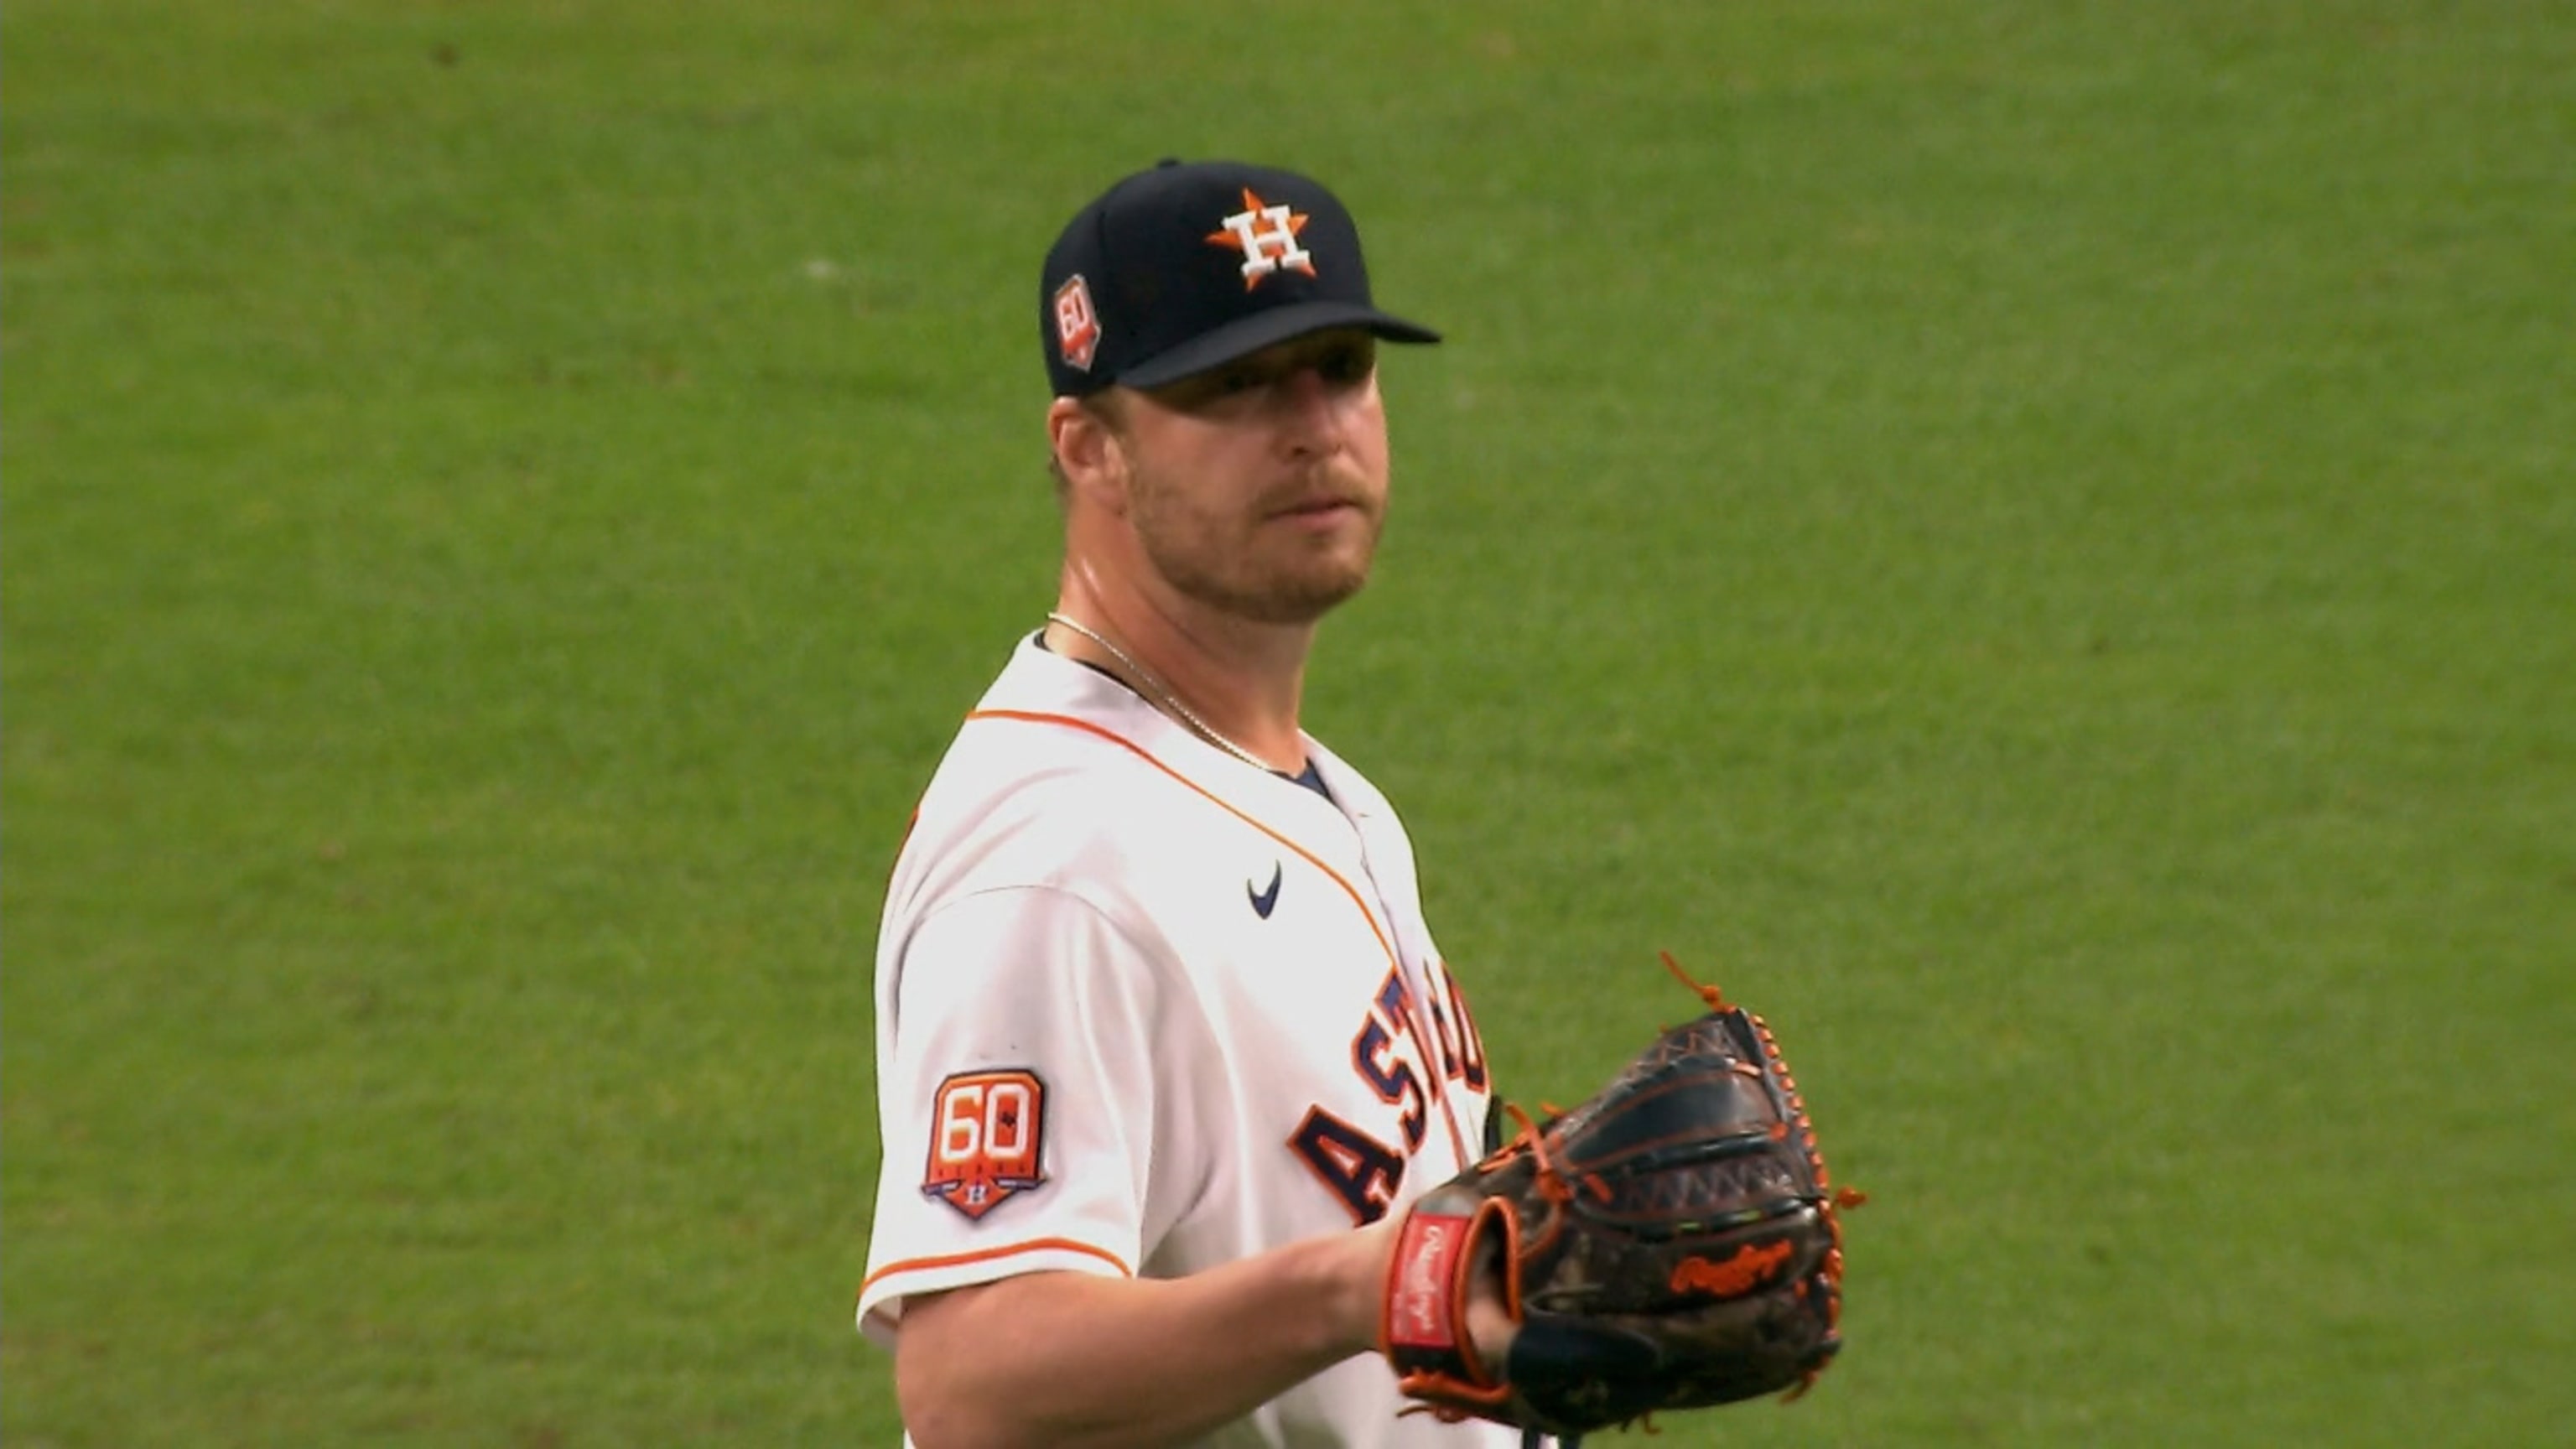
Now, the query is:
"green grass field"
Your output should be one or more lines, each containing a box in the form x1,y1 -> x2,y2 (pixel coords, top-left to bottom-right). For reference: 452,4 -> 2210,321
8,2 -> 2571,1444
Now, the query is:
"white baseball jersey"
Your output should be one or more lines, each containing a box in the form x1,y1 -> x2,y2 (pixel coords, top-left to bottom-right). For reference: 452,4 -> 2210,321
858,635 -> 1519,1449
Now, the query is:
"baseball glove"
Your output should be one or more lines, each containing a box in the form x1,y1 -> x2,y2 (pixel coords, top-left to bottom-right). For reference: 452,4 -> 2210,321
1380,954 -> 1862,1439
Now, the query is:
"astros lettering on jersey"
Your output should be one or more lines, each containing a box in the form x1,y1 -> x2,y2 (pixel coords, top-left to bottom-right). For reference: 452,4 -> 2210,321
858,636 -> 1513,1448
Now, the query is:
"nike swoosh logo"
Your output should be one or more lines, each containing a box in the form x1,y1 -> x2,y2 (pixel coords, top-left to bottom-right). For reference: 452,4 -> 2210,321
1248,862 -> 1283,919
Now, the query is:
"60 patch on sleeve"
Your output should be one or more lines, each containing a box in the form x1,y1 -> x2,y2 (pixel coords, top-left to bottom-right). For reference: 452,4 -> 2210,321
921,1069 -> 1048,1221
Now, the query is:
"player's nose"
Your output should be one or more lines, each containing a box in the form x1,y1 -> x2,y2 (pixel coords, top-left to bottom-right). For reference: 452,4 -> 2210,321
1272,366 -> 1347,455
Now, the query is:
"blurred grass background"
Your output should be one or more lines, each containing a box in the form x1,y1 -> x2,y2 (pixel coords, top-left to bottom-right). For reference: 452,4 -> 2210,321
6,1 -> 2571,1444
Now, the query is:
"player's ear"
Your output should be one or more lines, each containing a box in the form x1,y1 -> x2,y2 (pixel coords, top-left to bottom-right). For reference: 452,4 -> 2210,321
1047,395 -> 1130,513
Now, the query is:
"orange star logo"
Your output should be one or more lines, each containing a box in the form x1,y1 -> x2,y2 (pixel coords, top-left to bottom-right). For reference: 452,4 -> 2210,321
1207,188 -> 1316,290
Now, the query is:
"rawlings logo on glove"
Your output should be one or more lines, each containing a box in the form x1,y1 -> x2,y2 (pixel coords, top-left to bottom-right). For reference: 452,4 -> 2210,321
1379,955 -> 1864,1438
1671,1239 -> 1795,1297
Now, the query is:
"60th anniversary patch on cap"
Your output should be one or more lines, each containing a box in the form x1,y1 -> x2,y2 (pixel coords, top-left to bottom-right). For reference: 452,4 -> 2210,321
1039,159 -> 1440,397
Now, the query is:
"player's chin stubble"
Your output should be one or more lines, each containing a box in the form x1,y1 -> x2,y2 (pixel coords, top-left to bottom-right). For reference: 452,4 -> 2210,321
1128,471 -> 1382,626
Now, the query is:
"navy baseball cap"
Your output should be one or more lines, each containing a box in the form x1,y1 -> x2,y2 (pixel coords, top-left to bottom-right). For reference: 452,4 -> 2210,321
1040,159 -> 1441,398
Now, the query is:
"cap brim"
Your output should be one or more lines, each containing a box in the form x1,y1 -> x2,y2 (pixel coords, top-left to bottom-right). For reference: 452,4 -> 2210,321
1117,302 -> 1441,391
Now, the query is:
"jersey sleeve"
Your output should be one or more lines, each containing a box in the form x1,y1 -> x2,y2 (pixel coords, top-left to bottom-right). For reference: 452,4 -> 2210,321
857,883 -> 1170,1345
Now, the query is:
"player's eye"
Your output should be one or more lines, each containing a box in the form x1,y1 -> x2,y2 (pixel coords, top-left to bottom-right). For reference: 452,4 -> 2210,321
1317,341 -> 1375,385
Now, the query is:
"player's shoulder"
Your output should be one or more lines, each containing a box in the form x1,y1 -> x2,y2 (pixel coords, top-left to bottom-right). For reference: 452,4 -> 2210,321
925,636 -> 1190,817
901,637 -> 1246,872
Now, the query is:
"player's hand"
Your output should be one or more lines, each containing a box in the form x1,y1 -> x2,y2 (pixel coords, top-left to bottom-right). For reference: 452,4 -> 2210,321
1346,1214 -> 1410,1357
1462,1251 -> 1518,1377
1379,957 -> 1862,1438
1352,1212 -> 1514,1371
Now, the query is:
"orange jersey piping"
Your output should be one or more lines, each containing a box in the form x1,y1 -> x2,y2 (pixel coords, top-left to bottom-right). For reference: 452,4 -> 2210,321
963,709 -> 1474,1166
860,1236 -> 1135,1301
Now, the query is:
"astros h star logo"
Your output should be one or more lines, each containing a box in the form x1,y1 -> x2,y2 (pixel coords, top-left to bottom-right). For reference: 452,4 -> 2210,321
1207,188 -> 1315,289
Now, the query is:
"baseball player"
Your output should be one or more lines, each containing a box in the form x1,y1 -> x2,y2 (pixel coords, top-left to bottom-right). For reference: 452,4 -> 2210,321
855,159 -> 1535,1447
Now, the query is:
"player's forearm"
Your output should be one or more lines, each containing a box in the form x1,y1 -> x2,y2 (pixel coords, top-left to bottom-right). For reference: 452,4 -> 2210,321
895,1223 -> 1391,1449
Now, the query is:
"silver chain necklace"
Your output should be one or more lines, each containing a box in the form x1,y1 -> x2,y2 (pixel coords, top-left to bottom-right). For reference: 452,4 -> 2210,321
1045,612 -> 1282,774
